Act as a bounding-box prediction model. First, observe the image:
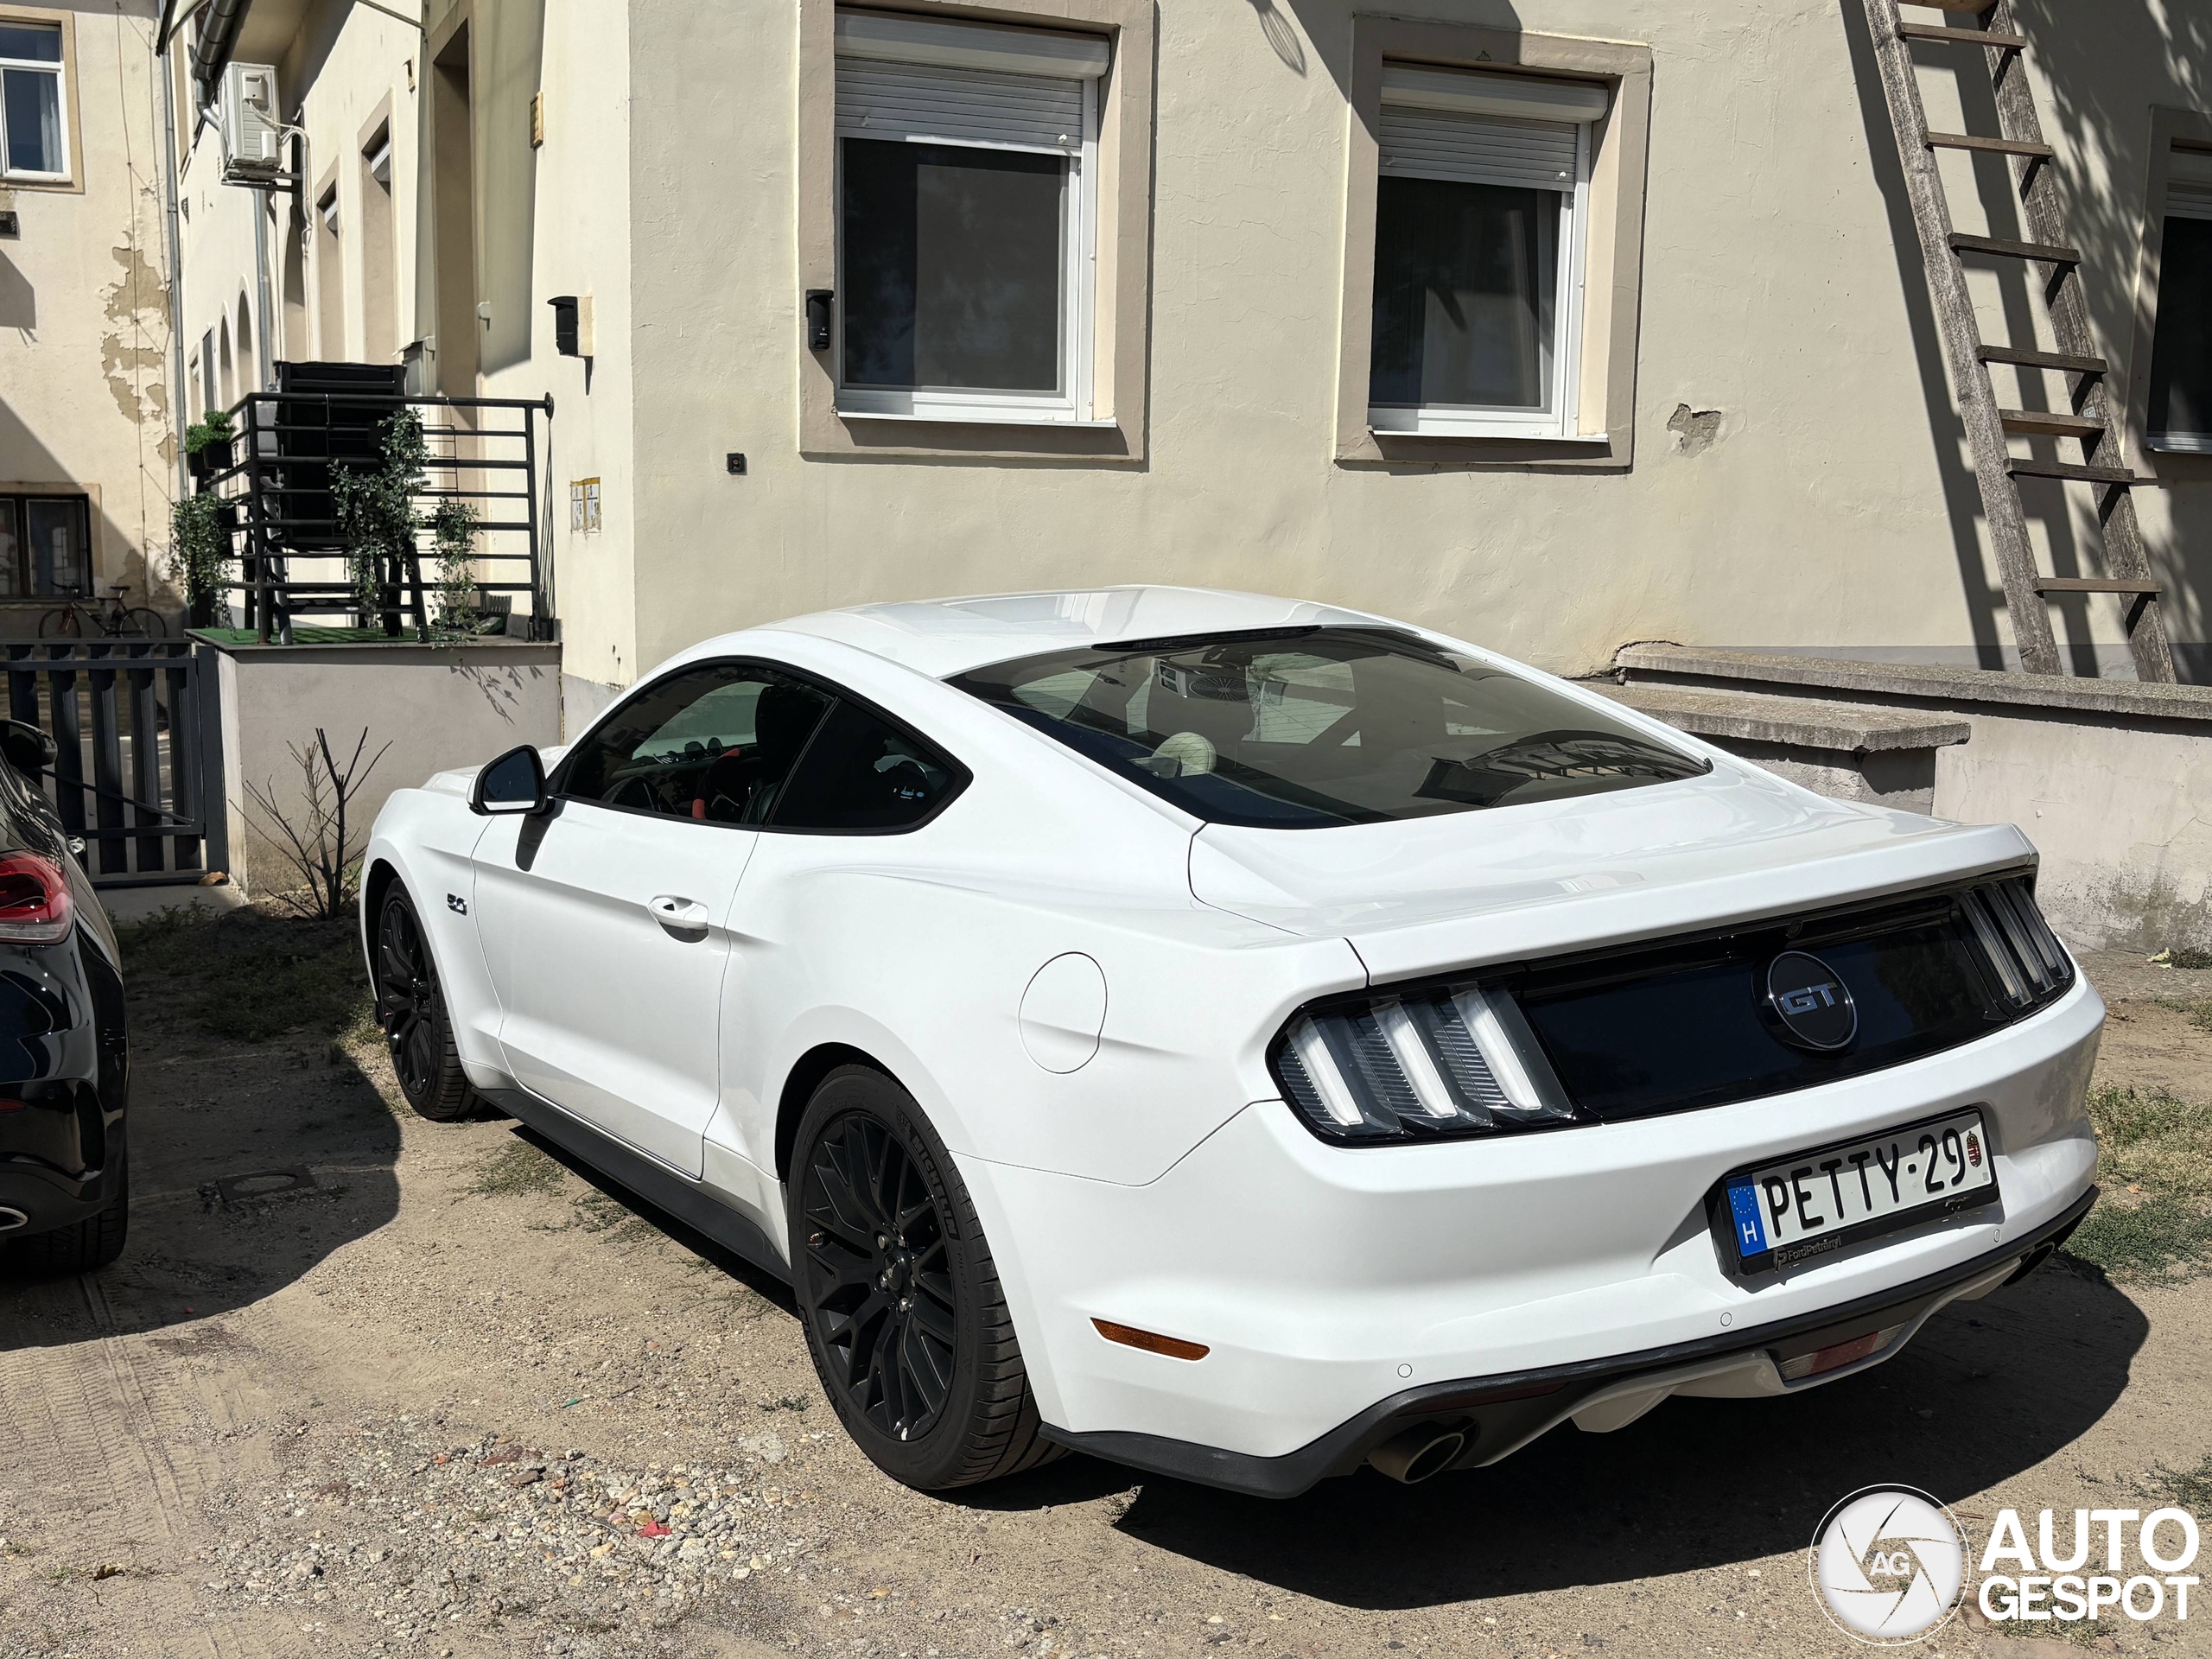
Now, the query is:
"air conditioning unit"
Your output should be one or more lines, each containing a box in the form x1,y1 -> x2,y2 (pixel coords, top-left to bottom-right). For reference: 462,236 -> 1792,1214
219,62 -> 283,182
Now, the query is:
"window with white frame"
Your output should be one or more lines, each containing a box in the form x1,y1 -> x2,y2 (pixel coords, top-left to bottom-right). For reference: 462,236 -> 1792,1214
2148,146 -> 2212,454
0,21 -> 67,181
1368,66 -> 1607,438
832,10 -> 1107,423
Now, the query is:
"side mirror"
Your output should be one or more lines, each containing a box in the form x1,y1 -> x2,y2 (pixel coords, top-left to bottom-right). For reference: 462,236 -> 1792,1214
470,745 -> 549,815
0,719 -> 55,778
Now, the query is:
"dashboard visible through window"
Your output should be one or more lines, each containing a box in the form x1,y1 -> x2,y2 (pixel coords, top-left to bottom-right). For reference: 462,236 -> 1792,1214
560,661 -> 966,834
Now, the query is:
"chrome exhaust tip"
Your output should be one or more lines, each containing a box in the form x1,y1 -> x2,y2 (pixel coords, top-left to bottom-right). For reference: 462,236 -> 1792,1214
0,1207 -> 29,1233
1366,1424 -> 1466,1484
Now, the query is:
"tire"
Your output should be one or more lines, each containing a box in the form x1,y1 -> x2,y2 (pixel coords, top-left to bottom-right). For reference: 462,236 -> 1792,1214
115,607 -> 168,639
789,1065 -> 1064,1491
373,884 -> 473,1122
6,1166 -> 128,1276
38,607 -> 81,640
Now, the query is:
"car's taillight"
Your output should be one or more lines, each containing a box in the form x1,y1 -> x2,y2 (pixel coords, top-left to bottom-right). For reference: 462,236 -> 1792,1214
0,851 -> 73,944
1270,982 -> 1573,1144
1959,876 -> 2069,1008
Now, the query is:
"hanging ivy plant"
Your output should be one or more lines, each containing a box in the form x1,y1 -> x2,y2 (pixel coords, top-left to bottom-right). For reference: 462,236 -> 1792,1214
332,409 -> 429,624
168,489 -> 230,622
429,496 -> 485,641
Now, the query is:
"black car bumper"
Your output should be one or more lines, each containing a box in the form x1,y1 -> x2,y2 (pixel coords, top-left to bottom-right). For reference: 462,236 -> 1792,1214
1040,1185 -> 2095,1498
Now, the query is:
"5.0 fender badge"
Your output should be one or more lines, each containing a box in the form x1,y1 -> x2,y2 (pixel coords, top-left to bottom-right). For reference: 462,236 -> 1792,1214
448,893 -> 468,916
1766,950 -> 1857,1051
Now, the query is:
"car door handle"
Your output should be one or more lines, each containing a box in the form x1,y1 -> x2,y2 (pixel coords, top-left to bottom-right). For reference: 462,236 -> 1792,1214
648,894 -> 712,936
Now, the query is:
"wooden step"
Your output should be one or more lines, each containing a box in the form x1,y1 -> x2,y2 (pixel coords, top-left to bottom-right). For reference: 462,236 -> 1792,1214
1949,230 -> 2081,264
1999,408 -> 2105,438
2005,457 -> 2140,485
1900,0 -> 1999,10
1898,21 -> 2029,47
2032,577 -> 2161,596
1978,342 -> 2107,375
1926,131 -> 2055,159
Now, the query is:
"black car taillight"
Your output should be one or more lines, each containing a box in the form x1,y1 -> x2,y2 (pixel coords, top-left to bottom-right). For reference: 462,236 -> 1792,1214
1270,982 -> 1573,1144
1958,875 -> 2069,1008
0,851 -> 71,944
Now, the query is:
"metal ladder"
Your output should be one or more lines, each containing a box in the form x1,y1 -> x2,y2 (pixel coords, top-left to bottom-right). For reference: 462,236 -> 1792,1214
1861,0 -> 2174,682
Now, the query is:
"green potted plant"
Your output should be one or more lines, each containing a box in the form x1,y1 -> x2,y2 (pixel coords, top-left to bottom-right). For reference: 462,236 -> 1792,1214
184,410 -> 236,483
168,489 -> 229,627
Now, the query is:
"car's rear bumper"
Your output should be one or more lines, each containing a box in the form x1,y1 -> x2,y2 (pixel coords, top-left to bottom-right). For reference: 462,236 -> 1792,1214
0,1138 -> 124,1241
958,970 -> 2103,1495
1036,1185 -> 2092,1497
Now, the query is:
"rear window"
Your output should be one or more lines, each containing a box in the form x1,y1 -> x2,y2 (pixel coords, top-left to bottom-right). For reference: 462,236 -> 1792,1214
948,626 -> 1709,829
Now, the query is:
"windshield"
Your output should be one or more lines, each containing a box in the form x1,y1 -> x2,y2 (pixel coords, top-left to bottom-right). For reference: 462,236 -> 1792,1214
948,626 -> 1710,829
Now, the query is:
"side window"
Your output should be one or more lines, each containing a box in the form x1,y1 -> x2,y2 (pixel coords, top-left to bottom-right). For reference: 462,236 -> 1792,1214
561,664 -> 831,824
771,699 -> 960,832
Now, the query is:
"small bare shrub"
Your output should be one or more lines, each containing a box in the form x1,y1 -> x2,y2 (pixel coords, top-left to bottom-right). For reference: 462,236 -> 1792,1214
244,728 -> 391,920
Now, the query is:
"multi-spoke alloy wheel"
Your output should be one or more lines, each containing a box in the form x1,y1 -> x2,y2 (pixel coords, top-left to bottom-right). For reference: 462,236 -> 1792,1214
800,1112 -> 958,1440
789,1066 -> 1062,1490
373,885 -> 472,1121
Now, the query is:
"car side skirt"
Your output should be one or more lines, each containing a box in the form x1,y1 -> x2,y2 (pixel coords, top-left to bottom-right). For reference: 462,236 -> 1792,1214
1039,1185 -> 2095,1499
475,1085 -> 793,1286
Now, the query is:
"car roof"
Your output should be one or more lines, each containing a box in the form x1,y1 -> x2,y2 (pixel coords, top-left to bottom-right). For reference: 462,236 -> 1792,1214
743,587 -> 1389,680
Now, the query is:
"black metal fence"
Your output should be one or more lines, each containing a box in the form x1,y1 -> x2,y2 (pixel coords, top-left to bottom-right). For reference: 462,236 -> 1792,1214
195,389 -> 554,645
3,640 -> 227,888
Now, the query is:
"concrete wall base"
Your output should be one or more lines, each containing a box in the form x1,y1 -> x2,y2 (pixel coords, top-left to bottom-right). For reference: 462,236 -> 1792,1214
206,639 -> 562,896
1615,647 -> 2212,955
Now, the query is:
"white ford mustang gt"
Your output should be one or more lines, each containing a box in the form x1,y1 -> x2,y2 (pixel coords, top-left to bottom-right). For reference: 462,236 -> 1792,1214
362,588 -> 2101,1496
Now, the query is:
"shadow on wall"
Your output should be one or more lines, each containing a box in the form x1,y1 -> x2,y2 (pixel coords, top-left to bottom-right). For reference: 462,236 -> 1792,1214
0,250 -> 33,331
2023,0 -> 2212,655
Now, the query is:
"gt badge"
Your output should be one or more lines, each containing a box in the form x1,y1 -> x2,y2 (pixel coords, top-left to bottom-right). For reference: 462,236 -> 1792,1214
1765,950 -> 1857,1051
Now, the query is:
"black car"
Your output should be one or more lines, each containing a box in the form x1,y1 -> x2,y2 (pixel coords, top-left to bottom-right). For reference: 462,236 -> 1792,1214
0,718 -> 128,1274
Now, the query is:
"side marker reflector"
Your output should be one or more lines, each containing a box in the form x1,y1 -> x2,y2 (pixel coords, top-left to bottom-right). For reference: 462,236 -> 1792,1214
1092,1319 -> 1209,1362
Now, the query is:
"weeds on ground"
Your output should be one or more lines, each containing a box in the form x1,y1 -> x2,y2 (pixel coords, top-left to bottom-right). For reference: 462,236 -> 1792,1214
2062,1086 -> 2212,1283
469,1140 -> 565,1200
2161,997 -> 2212,1039
2139,1451 -> 2212,1520
2149,945 -> 2212,970
116,900 -> 372,1044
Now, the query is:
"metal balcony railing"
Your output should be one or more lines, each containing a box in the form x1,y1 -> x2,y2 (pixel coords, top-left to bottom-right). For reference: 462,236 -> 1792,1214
194,388 -> 555,645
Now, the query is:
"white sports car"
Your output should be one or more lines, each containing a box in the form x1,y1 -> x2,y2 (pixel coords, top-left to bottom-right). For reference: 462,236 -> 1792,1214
362,588 -> 2100,1495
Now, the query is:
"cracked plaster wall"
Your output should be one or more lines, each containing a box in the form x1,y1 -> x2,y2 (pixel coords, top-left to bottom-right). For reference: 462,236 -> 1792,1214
0,2 -> 176,617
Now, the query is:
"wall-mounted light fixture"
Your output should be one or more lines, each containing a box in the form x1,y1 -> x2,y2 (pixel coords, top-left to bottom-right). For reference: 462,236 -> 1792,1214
804,289 -> 834,353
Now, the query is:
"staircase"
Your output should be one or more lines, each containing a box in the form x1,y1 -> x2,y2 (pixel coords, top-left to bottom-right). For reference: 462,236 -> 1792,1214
1861,0 -> 2174,682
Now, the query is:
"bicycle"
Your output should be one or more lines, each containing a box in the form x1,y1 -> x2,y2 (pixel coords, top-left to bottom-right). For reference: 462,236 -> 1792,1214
39,584 -> 169,640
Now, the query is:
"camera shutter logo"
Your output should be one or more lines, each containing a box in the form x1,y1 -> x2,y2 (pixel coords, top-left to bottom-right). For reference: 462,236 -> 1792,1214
1766,950 -> 1858,1051
1810,1486 -> 1968,1643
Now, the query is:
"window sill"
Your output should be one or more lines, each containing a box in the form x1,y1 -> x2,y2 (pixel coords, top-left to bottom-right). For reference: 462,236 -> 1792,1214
1367,425 -> 1611,446
838,410 -> 1121,430
2146,433 -> 2212,455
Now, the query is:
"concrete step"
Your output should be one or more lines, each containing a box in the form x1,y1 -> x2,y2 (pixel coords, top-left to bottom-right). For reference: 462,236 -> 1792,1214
1612,643 -> 2212,723
1590,682 -> 1971,756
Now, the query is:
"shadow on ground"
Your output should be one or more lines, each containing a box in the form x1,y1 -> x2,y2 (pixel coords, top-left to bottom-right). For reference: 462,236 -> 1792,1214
0,906 -> 400,1351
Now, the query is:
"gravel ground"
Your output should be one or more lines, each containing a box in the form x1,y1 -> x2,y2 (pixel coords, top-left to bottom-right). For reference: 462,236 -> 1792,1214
0,914 -> 2209,1658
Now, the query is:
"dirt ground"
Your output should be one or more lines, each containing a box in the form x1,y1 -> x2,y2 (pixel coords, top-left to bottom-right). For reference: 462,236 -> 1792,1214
3,918 -> 2211,1659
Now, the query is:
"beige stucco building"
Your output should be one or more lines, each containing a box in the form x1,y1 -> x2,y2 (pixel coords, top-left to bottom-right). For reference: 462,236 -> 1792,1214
0,1 -> 176,626
157,0 -> 2210,712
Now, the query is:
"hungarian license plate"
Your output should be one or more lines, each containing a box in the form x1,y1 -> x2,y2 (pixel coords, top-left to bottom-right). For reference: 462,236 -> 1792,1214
1723,1109 -> 1997,1273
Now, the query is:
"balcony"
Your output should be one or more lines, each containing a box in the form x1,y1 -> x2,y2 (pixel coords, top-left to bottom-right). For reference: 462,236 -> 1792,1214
192,364 -> 555,645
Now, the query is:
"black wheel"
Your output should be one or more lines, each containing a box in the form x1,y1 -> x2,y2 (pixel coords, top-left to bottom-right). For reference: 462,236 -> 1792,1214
114,607 -> 168,639
790,1065 -> 1063,1491
37,606 -> 80,639
374,885 -> 472,1121
5,1165 -> 127,1276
